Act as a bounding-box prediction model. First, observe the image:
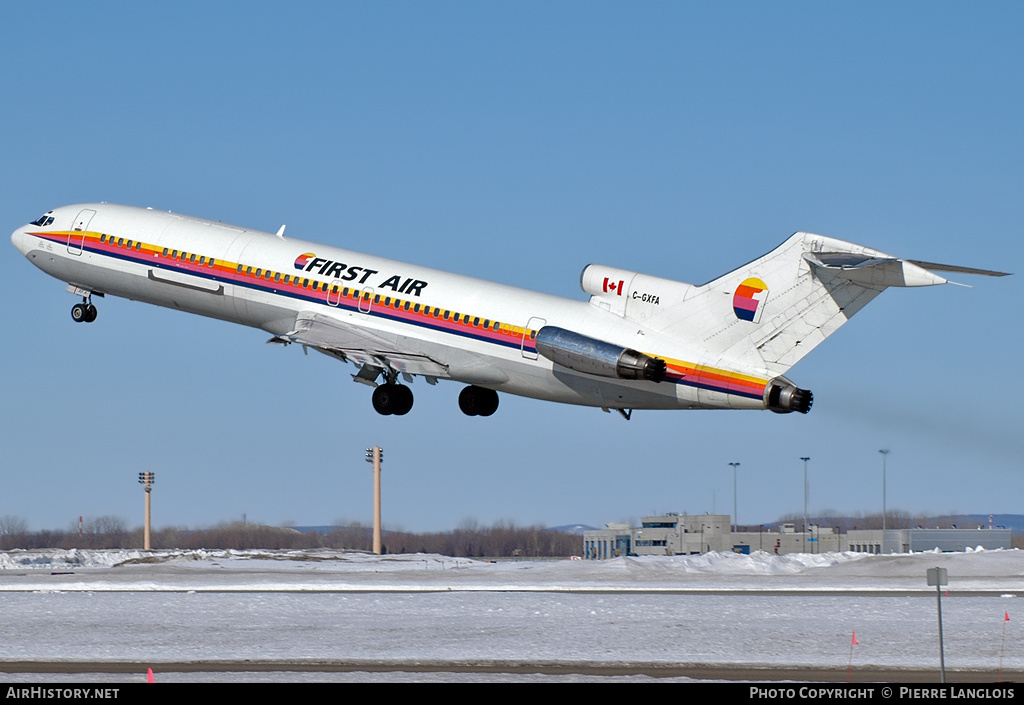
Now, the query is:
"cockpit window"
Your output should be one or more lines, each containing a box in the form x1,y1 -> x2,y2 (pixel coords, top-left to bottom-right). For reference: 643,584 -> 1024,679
30,212 -> 55,227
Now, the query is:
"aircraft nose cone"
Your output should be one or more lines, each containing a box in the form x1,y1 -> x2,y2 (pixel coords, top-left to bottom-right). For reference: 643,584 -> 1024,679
11,226 -> 28,255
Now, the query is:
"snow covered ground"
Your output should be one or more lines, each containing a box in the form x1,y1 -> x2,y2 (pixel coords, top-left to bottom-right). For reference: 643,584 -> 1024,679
0,548 -> 1021,682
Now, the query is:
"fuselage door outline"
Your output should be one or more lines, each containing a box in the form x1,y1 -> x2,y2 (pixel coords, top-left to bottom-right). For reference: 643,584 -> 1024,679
522,316 -> 546,360
326,279 -> 344,307
358,286 -> 375,315
67,209 -> 95,256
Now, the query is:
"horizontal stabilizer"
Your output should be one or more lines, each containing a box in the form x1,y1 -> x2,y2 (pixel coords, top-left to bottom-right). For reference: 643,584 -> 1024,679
907,260 -> 1009,278
803,252 -> 948,287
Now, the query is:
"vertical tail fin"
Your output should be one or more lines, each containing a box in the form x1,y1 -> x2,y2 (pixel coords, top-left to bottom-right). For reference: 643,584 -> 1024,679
640,233 -> 1004,378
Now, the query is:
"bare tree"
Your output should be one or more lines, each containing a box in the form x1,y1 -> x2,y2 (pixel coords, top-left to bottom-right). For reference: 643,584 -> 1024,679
0,515 -> 27,535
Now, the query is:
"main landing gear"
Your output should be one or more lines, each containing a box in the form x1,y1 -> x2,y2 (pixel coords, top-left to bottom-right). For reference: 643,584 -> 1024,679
71,299 -> 97,323
459,385 -> 499,417
365,368 -> 499,417
372,383 -> 414,416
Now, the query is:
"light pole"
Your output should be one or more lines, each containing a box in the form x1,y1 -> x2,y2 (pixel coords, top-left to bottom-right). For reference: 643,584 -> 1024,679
138,472 -> 155,550
365,446 -> 384,554
728,462 -> 740,532
879,449 -> 890,552
800,457 -> 810,552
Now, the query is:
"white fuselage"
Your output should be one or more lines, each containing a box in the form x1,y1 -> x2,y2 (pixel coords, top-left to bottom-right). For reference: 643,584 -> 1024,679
12,203 -> 773,413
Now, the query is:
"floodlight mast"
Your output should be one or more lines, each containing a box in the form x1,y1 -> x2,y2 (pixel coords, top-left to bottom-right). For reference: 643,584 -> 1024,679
879,449 -> 890,553
800,457 -> 810,553
365,447 -> 383,555
138,472 -> 155,550
728,462 -> 740,532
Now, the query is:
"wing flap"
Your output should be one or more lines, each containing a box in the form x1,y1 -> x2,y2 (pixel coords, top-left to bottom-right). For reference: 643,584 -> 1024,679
276,310 -> 451,379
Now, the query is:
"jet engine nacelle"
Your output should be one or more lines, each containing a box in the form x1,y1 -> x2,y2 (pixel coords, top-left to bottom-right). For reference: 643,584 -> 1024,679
535,326 -> 667,383
765,377 -> 813,414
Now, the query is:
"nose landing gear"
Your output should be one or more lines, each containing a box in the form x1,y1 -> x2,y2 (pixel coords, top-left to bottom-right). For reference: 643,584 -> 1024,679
71,299 -> 97,323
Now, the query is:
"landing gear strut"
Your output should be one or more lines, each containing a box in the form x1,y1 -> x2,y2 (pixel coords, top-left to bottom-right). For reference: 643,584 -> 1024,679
71,299 -> 97,323
372,383 -> 413,416
459,386 -> 499,416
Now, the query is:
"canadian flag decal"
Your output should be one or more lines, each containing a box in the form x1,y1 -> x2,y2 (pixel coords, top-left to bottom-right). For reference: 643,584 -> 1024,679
603,277 -> 624,296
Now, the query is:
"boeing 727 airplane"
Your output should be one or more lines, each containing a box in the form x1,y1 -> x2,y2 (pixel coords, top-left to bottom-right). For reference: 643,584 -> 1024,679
11,204 -> 1006,418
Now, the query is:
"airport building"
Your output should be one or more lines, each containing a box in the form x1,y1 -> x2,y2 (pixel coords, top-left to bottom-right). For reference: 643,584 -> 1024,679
583,513 -> 1011,558
845,528 -> 1012,554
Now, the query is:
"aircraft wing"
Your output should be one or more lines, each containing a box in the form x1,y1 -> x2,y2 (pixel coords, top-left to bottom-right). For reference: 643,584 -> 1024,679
269,310 -> 451,380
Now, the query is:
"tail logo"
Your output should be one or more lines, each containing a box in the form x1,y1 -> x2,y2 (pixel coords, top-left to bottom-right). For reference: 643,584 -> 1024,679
733,277 -> 769,323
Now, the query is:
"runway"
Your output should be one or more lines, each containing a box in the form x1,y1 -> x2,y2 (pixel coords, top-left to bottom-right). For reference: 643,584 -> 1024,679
1,549 -> 1021,682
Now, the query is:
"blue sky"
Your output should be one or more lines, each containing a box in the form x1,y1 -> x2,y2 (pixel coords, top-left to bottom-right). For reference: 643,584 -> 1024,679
2,2 -> 1021,533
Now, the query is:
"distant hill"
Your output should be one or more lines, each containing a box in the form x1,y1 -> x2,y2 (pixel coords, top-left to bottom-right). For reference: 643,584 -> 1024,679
293,524 -> 599,535
549,524 -> 597,535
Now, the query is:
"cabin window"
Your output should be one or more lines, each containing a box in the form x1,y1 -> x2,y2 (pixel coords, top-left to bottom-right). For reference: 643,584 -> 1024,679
199,256 -> 206,265
255,269 -> 262,278
413,304 -> 421,313
100,234 -> 107,243
373,294 -> 381,304
126,240 -> 134,249
117,238 -> 125,247
163,248 -> 170,257
189,254 -> 197,264
473,317 -> 480,326
237,265 -> 243,273
274,272 -> 281,282
172,250 -> 179,259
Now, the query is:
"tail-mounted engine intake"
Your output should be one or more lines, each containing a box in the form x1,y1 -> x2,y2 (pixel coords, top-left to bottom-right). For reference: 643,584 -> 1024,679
535,326 -> 666,383
765,378 -> 813,414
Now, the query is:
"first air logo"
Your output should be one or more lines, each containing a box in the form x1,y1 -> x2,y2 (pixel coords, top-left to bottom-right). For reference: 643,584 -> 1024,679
733,278 -> 768,323
293,252 -> 429,296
